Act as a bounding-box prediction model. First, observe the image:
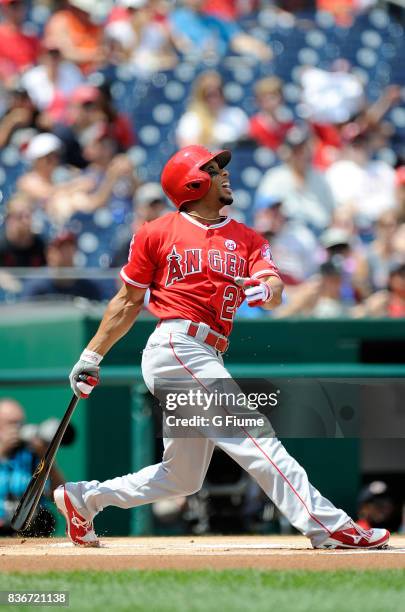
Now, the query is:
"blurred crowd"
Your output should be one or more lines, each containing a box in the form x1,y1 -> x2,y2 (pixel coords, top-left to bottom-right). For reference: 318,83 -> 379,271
0,0 -> 404,318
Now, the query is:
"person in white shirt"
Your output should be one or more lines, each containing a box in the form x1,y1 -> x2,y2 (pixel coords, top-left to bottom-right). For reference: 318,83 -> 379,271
255,124 -> 336,235
253,195 -> 320,284
21,43 -> 84,122
325,131 -> 396,230
176,70 -> 249,149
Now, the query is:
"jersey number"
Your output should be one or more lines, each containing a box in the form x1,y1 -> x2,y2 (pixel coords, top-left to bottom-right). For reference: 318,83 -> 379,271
221,285 -> 240,322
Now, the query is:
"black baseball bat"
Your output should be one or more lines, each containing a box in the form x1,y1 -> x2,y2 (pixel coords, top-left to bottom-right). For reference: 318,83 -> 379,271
11,374 -> 90,532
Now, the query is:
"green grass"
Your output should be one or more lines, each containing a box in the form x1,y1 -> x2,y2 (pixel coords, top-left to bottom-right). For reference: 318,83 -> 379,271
1,570 -> 405,612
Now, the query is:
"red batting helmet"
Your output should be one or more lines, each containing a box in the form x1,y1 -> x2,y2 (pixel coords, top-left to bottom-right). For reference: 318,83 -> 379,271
161,145 -> 231,209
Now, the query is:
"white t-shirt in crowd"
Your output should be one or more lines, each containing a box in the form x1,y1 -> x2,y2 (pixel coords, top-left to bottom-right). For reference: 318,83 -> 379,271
176,106 -> 249,147
255,164 -> 336,233
271,221 -> 320,283
21,62 -> 84,111
300,67 -> 364,124
326,160 -> 396,226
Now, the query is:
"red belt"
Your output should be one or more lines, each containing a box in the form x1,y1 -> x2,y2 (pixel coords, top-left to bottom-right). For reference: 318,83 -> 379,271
187,322 -> 229,353
157,320 -> 229,353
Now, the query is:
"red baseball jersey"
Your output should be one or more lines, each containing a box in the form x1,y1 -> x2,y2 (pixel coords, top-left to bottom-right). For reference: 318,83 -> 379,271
120,211 -> 280,337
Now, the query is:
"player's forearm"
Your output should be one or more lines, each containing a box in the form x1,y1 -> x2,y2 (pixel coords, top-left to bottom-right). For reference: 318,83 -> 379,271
262,276 -> 284,310
86,285 -> 144,356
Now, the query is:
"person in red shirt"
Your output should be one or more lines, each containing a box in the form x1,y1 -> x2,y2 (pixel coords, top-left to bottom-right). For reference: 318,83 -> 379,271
387,263 -> 405,318
249,77 -> 293,150
43,0 -> 103,75
54,145 -> 390,551
201,0 -> 259,21
0,0 -> 40,84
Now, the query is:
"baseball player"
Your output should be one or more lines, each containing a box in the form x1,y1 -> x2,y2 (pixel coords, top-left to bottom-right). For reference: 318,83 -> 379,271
54,145 -> 390,549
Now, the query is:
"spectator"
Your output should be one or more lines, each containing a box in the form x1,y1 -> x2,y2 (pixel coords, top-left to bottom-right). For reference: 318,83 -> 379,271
23,230 -> 102,301
0,398 -> 64,536
317,0 -> 377,28
78,122 -> 136,217
255,124 -> 336,234
103,18 -> 136,67
106,0 -> 178,75
310,259 -> 350,318
300,64 -> 363,169
300,65 -> 365,127
326,131 -> 396,231
0,194 -> 46,267
366,211 -> 402,291
0,0 -> 40,85
275,259 -> 351,319
53,85 -> 105,168
396,166 -> 405,225
386,263 -> 405,318
96,83 -> 136,151
353,262 -> 405,318
253,195 -> 319,284
21,42 -> 84,124
301,64 -> 401,170
176,70 -> 249,149
357,481 -> 401,534
170,0 -> 271,61
53,84 -> 135,168
0,84 -> 39,150
134,181 -> 169,222
44,0 -> 104,75
320,227 -> 370,301
17,132 -> 93,223
111,181 -> 169,267
249,76 -> 294,150
202,0 -> 258,20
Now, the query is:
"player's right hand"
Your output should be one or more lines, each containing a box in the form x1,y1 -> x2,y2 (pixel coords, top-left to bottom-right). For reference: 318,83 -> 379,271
69,360 -> 100,399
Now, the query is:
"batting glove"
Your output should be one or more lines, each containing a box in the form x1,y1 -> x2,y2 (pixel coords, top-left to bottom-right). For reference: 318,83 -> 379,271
242,278 -> 273,308
69,350 -> 102,398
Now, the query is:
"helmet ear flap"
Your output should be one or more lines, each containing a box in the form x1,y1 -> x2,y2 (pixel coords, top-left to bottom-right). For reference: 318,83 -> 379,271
188,182 -> 201,190
161,145 -> 228,208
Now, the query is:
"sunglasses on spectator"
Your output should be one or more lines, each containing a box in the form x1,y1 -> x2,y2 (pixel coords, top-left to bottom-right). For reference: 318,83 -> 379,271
204,89 -> 223,98
46,48 -> 61,58
81,100 -> 98,109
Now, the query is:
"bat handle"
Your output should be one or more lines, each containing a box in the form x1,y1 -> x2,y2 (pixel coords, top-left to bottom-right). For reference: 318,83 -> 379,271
234,276 -> 249,287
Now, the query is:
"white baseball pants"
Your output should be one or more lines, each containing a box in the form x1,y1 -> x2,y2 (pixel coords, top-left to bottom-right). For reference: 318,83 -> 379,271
67,320 -> 350,547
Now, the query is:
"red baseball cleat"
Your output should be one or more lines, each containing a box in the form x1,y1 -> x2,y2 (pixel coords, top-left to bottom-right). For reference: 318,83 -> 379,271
315,520 -> 390,549
54,485 -> 99,547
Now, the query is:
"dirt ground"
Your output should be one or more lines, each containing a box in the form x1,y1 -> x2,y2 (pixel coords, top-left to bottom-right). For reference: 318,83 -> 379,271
1,535 -> 405,572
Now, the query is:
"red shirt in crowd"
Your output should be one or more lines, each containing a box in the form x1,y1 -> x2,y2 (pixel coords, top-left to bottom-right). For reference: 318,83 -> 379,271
249,114 -> 293,150
388,296 -> 405,318
202,0 -> 259,20
0,24 -> 40,81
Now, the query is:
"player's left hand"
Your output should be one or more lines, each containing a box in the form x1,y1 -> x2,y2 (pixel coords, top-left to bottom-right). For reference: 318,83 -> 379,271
240,278 -> 273,308
69,362 -> 100,399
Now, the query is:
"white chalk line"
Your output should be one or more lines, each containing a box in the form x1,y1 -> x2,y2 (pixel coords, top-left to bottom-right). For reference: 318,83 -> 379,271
44,542 -> 405,554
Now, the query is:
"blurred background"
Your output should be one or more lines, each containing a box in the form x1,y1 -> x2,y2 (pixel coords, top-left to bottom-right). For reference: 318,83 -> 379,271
0,0 -> 405,539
